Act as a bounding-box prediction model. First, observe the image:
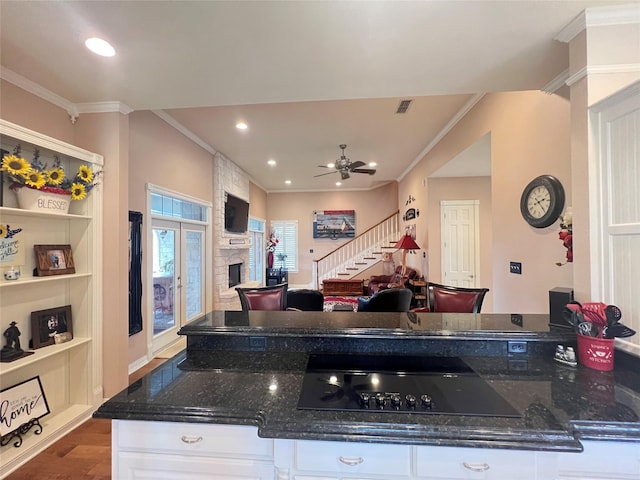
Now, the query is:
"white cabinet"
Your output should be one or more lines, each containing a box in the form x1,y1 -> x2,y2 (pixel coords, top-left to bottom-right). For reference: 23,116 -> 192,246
415,445 -> 537,479
0,120 -> 103,477
112,420 -> 275,480
552,440 -> 640,480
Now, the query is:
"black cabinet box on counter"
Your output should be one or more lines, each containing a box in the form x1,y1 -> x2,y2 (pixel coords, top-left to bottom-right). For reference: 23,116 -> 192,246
549,287 -> 574,329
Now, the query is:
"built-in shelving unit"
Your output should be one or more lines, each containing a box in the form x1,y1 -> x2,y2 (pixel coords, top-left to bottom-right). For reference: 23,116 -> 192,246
0,119 -> 103,477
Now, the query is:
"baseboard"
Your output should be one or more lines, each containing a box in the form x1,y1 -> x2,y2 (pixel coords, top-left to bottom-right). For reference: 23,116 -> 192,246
128,355 -> 149,375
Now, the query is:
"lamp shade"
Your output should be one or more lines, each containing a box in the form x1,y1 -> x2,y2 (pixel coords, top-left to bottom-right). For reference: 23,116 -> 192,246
394,234 -> 420,250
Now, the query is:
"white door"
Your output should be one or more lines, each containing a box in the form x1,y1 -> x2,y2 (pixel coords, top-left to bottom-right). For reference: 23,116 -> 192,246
441,200 -> 480,287
152,220 -> 205,354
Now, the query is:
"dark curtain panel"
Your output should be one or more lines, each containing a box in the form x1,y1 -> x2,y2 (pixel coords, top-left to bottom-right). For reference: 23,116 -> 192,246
129,211 -> 143,336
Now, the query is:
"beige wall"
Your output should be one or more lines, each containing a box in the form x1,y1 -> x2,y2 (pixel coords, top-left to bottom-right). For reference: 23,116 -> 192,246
249,181 -> 267,220
266,183 -> 398,286
398,91 -> 573,313
427,176 -> 493,311
128,111 -> 214,364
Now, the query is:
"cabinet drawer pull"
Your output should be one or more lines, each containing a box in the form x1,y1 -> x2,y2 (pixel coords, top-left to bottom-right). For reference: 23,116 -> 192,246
180,435 -> 203,444
462,461 -> 490,472
339,456 -> 364,466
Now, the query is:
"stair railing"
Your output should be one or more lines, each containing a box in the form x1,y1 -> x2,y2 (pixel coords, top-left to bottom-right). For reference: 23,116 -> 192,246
313,211 -> 400,290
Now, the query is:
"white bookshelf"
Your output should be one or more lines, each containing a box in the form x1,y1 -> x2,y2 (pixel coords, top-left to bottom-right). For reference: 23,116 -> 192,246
0,119 -> 103,478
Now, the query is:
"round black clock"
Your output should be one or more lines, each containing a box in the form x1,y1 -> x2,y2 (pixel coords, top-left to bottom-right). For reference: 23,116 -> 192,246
520,175 -> 565,228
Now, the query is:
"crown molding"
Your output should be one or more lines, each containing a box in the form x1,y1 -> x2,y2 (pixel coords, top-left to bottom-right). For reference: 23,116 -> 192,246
0,66 -> 78,118
76,102 -> 133,115
555,3 -> 640,43
398,93 -> 485,182
565,63 -> 640,87
152,110 -> 217,156
542,69 -> 570,94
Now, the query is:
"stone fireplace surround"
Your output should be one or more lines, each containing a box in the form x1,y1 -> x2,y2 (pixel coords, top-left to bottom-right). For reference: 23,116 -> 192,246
213,153 -> 260,310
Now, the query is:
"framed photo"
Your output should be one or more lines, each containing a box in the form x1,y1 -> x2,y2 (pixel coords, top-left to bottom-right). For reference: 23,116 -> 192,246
30,305 -> 73,349
312,210 -> 356,239
0,376 -> 50,438
34,244 -> 75,276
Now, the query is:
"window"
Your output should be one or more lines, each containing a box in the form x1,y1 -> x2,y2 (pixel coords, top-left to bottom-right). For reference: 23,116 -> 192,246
271,220 -> 298,272
249,217 -> 265,282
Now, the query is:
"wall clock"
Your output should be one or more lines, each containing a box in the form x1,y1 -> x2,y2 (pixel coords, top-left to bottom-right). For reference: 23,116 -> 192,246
520,175 -> 565,228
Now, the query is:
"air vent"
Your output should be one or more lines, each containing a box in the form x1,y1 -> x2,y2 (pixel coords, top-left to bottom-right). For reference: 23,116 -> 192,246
396,99 -> 413,114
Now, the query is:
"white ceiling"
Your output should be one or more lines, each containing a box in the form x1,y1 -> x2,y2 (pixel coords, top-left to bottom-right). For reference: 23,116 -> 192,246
0,1 -> 635,192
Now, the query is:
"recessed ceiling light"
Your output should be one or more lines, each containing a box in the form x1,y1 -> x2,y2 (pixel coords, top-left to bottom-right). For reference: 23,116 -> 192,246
335,182 -> 342,186
327,163 -> 335,168
236,122 -> 248,130
85,37 -> 115,57
369,162 -> 377,167
267,159 -> 276,166
285,180 -> 291,185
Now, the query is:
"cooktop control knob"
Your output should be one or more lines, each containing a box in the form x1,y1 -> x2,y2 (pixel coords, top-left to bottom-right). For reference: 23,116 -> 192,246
405,394 -> 417,407
390,394 -> 401,407
375,393 -> 386,406
421,394 -> 432,408
360,393 -> 371,406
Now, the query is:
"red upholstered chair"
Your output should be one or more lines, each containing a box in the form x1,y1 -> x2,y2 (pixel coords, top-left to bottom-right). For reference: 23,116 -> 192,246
235,283 -> 288,311
427,282 -> 489,313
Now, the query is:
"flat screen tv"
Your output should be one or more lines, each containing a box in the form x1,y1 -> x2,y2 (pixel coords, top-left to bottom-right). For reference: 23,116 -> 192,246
224,193 -> 249,233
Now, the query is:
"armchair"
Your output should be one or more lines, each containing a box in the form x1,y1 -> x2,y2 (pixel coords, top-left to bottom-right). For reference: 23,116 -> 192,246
367,265 -> 417,295
357,288 -> 413,312
286,289 -> 324,311
427,282 -> 489,313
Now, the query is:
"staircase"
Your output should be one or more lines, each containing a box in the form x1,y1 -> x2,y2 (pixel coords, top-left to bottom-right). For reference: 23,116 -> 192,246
313,211 -> 401,290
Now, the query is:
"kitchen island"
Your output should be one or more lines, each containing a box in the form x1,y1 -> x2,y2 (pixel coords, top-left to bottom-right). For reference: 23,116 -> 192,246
94,311 -> 640,479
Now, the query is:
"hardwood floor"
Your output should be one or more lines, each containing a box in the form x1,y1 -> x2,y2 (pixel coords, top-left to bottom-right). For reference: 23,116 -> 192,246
5,358 -> 167,480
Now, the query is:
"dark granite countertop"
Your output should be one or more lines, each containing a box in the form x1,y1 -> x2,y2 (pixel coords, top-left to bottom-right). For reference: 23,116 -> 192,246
94,311 -> 640,452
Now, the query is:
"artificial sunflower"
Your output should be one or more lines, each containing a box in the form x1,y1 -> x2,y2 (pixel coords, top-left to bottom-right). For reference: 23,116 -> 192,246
24,169 -> 46,189
46,167 -> 65,185
0,224 -> 7,238
1,154 -> 31,176
77,165 -> 94,183
70,182 -> 87,200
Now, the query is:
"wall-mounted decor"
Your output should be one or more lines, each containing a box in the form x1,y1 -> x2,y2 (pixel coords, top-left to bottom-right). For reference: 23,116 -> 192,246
30,305 -> 72,349
313,210 -> 356,239
128,211 -> 143,336
33,244 -> 75,276
0,222 -> 25,267
0,376 -> 50,448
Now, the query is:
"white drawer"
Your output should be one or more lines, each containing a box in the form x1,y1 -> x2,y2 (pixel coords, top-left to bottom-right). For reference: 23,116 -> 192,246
114,420 -> 273,460
293,440 -> 410,476
556,440 -> 640,479
415,445 -> 536,479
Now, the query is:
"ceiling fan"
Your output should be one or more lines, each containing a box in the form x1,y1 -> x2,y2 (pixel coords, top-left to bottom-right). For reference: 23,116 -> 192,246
314,144 -> 377,180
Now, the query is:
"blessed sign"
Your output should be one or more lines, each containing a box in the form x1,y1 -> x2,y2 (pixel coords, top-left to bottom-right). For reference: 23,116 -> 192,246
0,376 -> 50,438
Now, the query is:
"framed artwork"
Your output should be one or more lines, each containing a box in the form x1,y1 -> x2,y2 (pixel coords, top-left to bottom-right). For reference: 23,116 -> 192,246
30,305 -> 73,349
33,244 -> 75,276
0,376 -> 50,440
313,210 -> 356,239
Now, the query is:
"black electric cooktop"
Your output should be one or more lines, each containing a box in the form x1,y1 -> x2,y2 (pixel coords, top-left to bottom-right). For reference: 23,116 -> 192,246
297,354 -> 520,418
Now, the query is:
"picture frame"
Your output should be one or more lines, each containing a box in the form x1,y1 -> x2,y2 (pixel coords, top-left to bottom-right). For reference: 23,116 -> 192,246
312,210 -> 356,239
0,376 -> 50,439
34,244 -> 75,276
30,305 -> 73,349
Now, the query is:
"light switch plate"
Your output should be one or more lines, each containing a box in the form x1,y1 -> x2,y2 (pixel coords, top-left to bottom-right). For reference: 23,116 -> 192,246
510,262 -> 522,274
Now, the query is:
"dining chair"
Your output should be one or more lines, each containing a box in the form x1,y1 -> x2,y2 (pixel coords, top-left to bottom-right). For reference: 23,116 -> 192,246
427,282 -> 489,313
286,289 -> 325,311
235,283 -> 288,311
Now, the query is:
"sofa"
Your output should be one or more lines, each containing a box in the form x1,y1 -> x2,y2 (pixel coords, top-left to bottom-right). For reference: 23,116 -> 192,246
367,265 -> 418,295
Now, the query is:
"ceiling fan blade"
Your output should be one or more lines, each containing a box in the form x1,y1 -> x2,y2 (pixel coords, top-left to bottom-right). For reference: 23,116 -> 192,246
313,171 -> 338,178
316,165 -> 332,169
352,168 -> 376,175
348,161 -> 365,170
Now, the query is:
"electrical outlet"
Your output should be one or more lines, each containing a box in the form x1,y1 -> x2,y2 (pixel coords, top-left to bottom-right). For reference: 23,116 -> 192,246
508,341 -> 527,354
249,336 -> 267,351
509,262 -> 522,274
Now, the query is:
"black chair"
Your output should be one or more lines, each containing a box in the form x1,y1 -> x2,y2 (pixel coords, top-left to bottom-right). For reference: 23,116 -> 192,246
235,283 -> 288,311
357,288 -> 413,312
427,282 -> 489,313
286,289 -> 324,311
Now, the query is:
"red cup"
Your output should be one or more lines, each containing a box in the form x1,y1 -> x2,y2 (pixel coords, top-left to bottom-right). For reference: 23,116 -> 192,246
576,334 -> 614,371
